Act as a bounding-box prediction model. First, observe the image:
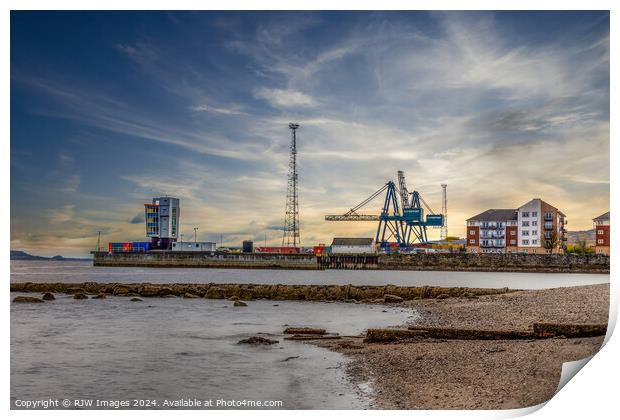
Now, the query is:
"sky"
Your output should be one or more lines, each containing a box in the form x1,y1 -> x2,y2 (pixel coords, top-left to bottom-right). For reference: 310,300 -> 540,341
10,11 -> 610,257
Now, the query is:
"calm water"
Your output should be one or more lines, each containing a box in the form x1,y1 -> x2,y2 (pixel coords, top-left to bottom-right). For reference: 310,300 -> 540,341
10,260 -> 608,409
11,293 -> 416,409
11,260 -> 609,290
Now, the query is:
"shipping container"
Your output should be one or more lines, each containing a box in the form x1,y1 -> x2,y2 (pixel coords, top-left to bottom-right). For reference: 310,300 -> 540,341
255,246 -> 300,254
242,240 -> 254,253
132,241 -> 151,252
313,245 -> 325,255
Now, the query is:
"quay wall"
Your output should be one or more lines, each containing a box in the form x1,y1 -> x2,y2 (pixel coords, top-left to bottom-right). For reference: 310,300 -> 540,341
92,251 -> 318,269
377,253 -> 609,273
91,251 -> 609,273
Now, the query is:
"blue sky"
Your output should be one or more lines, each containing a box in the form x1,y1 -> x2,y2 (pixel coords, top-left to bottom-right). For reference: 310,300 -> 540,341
11,11 -> 609,256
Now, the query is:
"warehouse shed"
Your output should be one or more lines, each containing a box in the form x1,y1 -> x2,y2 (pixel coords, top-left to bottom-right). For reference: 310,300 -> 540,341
330,238 -> 376,254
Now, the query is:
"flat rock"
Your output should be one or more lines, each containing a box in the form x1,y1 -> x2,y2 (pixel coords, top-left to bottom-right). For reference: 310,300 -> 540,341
130,297 -> 143,302
283,327 -> 326,335
42,292 -> 55,301
183,293 -> 200,299
384,294 -> 404,303
13,296 -> 45,303
91,293 -> 106,299
73,293 -> 88,300
233,300 -> 248,307
238,336 -> 279,345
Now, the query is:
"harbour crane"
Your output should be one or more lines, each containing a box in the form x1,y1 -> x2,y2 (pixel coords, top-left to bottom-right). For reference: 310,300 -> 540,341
325,171 -> 444,247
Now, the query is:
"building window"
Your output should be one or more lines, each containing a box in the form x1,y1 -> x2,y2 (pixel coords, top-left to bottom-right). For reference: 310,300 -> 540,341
522,221 -> 529,226
532,230 -> 538,236
469,239 -> 475,244
522,230 -> 529,236
522,240 -> 529,245
522,212 -> 530,217
510,230 -> 516,236
532,212 -> 538,217
532,239 -> 538,245
598,239 -> 604,244
510,240 -> 516,245
469,230 -> 475,235
532,221 -> 537,226
598,229 -> 604,235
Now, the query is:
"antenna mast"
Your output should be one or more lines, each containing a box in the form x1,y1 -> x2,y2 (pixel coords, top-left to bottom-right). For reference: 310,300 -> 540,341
441,184 -> 448,240
282,123 -> 300,247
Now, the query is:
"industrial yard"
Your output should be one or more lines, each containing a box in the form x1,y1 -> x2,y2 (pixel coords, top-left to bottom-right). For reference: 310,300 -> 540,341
96,123 -> 610,271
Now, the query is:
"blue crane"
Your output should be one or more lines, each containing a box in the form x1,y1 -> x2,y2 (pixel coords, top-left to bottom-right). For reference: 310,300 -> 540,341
325,171 -> 444,248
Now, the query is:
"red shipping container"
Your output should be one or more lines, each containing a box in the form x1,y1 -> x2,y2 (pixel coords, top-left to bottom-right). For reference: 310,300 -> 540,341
313,246 -> 325,255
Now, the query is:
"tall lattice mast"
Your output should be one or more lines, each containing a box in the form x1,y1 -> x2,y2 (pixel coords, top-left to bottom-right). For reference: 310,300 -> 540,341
282,123 -> 300,247
441,184 -> 448,240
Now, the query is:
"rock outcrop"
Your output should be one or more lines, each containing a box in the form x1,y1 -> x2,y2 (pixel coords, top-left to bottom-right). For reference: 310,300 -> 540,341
13,296 -> 44,303
238,336 -> 278,345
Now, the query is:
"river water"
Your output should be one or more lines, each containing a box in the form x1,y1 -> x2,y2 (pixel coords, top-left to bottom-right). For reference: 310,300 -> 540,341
11,260 -> 609,290
10,261 -> 608,409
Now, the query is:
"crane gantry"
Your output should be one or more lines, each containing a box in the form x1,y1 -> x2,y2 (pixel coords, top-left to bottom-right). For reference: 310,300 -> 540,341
325,171 -> 445,248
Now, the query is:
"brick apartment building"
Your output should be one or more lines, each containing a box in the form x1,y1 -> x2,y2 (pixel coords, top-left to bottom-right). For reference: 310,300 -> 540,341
593,211 -> 610,255
466,199 -> 567,254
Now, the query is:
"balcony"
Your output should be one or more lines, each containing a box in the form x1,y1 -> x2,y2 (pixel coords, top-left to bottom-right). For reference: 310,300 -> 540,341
544,215 -> 553,221
480,224 -> 504,230
480,242 -> 505,248
480,234 -> 505,239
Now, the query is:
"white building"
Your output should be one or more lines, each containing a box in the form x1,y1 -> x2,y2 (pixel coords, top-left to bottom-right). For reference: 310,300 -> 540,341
517,198 -> 566,254
172,241 -> 217,252
144,196 -> 180,240
330,238 -> 376,254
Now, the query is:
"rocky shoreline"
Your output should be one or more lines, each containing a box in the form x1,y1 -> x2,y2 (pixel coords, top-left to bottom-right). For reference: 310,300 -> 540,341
310,283 -> 609,409
10,281 -> 609,410
9,282 -> 516,302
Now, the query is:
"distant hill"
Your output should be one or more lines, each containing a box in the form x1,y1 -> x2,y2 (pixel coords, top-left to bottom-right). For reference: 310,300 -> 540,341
10,250 -> 91,261
566,229 -> 596,246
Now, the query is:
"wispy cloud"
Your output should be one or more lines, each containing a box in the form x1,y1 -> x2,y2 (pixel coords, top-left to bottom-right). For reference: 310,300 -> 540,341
10,12 -> 609,256
253,87 -> 318,108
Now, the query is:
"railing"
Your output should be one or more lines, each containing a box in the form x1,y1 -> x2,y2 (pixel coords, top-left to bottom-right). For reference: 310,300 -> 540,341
480,225 -> 504,229
480,242 -> 505,248
480,234 -> 505,239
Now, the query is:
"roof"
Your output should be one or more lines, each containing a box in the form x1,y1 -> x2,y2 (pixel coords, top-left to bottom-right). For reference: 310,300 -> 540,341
593,211 -> 610,222
466,209 -> 517,222
331,238 -> 374,246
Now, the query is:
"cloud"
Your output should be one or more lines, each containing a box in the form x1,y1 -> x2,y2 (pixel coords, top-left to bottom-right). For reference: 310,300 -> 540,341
129,212 -> 144,224
189,104 -> 248,115
253,87 -> 318,108
10,12 -> 610,257
49,205 -> 75,224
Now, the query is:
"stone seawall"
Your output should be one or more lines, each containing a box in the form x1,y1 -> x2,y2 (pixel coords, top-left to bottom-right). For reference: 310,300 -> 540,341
91,251 -> 609,273
92,251 -> 318,269
378,253 -> 609,273
10,282 -> 515,301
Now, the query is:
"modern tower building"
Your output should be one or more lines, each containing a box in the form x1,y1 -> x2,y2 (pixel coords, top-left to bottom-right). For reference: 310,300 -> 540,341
144,196 -> 180,249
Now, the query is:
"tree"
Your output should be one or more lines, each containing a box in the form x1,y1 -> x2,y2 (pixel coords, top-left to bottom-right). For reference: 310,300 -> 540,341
543,229 -> 559,253
566,238 -> 594,255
